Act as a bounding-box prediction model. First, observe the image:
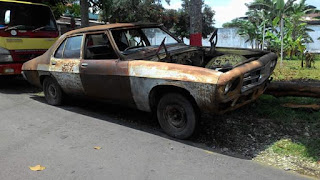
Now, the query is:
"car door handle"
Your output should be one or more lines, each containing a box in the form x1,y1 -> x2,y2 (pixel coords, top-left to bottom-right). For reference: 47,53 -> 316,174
81,63 -> 88,67
51,61 -> 56,65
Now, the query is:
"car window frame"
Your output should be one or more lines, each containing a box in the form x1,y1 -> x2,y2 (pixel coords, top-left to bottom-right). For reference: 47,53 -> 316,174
53,34 -> 84,59
83,31 -> 120,60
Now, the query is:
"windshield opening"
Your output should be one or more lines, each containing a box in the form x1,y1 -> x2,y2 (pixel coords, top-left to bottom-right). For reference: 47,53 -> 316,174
0,2 -> 57,31
111,27 -> 180,53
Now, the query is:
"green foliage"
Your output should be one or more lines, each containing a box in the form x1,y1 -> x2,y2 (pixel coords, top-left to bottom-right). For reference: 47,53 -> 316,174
272,59 -> 320,81
45,0 -> 81,19
224,0 -> 317,60
271,139 -> 320,162
96,0 -> 215,40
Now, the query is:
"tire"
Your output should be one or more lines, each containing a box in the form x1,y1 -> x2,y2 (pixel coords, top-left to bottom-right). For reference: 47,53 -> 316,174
157,93 -> 198,139
43,77 -> 63,106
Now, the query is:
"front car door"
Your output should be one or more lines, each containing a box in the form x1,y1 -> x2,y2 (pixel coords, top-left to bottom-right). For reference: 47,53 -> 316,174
80,32 -> 135,107
49,34 -> 85,95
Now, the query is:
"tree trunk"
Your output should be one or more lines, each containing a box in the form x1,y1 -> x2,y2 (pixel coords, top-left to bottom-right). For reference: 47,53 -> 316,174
190,0 -> 202,46
280,17 -> 284,66
262,23 -> 265,50
80,0 -> 89,28
265,81 -> 320,98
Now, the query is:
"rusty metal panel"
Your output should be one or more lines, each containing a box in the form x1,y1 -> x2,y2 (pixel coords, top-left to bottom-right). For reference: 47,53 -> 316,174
128,60 -> 221,84
49,57 -> 84,95
129,77 -> 216,113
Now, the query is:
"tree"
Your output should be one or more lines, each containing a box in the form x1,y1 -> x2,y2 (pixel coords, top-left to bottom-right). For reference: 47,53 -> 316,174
93,0 -> 215,42
225,0 -> 317,63
173,0 -> 215,41
80,0 -> 89,27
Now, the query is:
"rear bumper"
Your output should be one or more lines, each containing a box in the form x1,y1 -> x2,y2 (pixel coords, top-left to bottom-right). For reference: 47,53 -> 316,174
0,63 -> 23,75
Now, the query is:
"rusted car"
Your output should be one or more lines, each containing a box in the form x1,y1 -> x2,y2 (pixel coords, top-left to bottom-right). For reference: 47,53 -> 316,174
22,23 -> 277,139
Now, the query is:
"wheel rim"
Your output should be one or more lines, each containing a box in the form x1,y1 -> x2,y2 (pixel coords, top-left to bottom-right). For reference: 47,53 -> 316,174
48,84 -> 57,99
164,104 -> 187,129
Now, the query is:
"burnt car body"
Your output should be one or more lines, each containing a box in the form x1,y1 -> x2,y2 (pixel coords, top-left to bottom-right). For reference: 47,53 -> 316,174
22,23 -> 277,139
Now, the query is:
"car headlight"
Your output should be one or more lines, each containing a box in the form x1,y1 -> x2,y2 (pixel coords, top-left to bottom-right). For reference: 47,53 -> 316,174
0,47 -> 13,62
224,77 -> 240,94
224,82 -> 232,94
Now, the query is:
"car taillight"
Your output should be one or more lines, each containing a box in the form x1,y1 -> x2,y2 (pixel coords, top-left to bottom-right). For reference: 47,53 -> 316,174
0,47 -> 13,62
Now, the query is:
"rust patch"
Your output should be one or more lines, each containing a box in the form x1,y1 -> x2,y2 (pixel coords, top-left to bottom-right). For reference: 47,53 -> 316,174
128,60 -> 221,84
61,62 -> 77,72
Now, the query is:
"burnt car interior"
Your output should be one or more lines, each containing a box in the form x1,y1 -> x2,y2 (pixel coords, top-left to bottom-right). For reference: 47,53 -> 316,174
85,33 -> 118,59
110,27 -> 271,73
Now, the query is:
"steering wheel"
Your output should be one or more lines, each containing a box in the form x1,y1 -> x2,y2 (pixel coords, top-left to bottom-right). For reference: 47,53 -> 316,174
124,39 -> 144,51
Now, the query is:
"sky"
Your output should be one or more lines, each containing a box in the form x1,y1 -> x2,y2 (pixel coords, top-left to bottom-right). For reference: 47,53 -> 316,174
162,0 -> 320,28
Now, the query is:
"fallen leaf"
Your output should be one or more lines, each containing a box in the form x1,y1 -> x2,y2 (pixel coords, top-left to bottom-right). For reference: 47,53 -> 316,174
29,165 -> 46,171
94,146 -> 102,150
204,150 -> 214,154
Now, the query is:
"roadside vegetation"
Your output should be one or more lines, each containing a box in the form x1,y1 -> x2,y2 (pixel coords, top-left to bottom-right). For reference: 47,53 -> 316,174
197,57 -> 320,178
221,1 -> 320,176
198,93 -> 320,178
272,55 -> 320,81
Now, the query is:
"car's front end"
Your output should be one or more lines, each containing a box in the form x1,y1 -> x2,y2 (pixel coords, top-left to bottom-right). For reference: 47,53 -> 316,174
212,51 -> 277,114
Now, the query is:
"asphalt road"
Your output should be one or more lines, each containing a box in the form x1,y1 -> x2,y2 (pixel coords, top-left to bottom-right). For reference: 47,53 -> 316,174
0,77 -> 310,180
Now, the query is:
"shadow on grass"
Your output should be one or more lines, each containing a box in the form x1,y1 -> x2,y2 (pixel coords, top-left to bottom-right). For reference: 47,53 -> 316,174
198,95 -> 319,160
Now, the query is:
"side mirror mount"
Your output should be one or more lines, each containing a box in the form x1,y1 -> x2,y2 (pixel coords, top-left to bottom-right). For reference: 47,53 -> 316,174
209,28 -> 218,55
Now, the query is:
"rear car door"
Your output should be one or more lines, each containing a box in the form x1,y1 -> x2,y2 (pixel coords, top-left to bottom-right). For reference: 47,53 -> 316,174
80,32 -> 135,106
49,35 -> 85,95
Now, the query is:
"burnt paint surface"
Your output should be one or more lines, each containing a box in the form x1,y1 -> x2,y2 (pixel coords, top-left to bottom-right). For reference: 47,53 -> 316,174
21,23 -> 278,115
49,57 -> 84,95
80,59 -> 136,107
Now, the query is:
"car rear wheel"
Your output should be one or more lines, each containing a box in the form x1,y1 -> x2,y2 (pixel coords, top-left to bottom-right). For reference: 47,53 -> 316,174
43,77 -> 63,106
157,93 -> 198,139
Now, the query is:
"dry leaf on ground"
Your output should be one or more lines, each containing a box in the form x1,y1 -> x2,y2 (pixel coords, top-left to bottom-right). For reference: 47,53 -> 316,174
29,165 -> 46,171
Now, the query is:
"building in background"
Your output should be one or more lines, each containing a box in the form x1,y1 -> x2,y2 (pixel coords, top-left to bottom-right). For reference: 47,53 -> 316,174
56,13 -> 104,34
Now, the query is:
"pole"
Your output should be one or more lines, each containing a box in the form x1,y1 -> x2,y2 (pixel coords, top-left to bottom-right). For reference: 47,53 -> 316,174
190,0 -> 202,46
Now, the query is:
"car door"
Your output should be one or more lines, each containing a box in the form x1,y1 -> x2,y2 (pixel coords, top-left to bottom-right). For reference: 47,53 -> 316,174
49,35 -> 85,95
79,32 -> 135,107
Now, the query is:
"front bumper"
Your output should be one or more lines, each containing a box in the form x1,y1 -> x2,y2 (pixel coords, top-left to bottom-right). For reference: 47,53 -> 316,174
212,52 -> 277,114
0,63 -> 23,75
215,77 -> 272,114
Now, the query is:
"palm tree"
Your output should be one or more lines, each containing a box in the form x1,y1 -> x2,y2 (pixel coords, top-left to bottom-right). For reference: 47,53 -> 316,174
248,0 -> 296,65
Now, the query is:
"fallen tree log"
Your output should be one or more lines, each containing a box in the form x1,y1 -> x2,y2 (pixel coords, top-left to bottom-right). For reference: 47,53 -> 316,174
265,81 -> 320,98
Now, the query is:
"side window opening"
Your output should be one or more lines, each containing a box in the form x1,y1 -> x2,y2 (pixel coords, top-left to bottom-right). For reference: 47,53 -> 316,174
85,33 -> 118,59
54,35 -> 83,59
64,36 -> 83,58
54,40 -> 66,58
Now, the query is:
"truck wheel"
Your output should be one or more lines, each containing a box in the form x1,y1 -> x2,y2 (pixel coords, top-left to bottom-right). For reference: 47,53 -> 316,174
157,93 -> 198,139
43,77 -> 63,106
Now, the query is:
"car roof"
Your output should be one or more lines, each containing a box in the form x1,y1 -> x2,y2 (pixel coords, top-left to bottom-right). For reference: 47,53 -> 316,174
65,23 -> 162,36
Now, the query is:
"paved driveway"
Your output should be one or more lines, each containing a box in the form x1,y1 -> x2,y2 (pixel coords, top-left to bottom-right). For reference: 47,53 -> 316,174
0,78 -> 310,180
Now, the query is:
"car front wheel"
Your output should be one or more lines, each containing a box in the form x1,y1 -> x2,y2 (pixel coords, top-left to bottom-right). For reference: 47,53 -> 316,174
157,93 -> 198,139
43,77 -> 63,106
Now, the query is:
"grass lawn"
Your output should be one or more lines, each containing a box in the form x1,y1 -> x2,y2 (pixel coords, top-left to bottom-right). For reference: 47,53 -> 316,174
254,56 -> 320,177
272,55 -> 320,81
